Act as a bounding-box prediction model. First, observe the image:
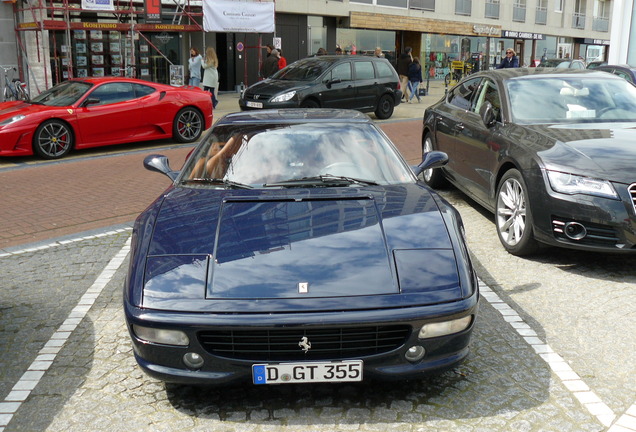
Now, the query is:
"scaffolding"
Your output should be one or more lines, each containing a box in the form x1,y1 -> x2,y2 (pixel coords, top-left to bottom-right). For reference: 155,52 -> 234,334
12,0 -> 204,92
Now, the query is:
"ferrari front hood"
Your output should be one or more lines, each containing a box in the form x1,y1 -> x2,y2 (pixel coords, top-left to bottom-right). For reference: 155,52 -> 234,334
141,187 -> 463,312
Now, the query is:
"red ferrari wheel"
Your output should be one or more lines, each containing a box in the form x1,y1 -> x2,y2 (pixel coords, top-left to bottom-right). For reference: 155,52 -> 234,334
33,120 -> 73,159
173,107 -> 203,143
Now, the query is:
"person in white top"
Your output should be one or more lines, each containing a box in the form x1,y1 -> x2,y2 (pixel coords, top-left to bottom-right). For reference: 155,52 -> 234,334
202,46 -> 219,108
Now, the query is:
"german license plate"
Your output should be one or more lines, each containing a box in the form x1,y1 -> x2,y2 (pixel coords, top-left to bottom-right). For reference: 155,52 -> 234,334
246,101 -> 263,108
252,360 -> 363,385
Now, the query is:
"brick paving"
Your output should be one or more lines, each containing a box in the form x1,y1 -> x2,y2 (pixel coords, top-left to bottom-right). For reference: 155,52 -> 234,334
0,82 -> 445,251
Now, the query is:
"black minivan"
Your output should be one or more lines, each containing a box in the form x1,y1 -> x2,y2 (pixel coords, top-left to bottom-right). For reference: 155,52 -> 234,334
238,55 -> 402,119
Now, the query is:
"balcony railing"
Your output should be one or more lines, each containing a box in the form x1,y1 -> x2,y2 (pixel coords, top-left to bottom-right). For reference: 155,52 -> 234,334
455,0 -> 471,16
572,13 -> 586,29
513,6 -> 526,22
535,7 -> 547,25
592,16 -> 609,32
485,2 -> 500,19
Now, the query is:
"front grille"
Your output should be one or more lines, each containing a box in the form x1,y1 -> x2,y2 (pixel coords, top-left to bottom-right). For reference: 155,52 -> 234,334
198,325 -> 411,361
629,183 -> 636,214
552,216 -> 620,246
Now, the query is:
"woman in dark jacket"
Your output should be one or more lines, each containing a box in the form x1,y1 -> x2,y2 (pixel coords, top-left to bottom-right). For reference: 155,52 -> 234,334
407,58 -> 423,103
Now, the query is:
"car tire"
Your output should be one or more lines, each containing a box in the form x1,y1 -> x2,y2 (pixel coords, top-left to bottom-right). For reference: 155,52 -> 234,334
422,132 -> 448,188
374,94 -> 394,120
173,107 -> 204,143
33,119 -> 73,159
300,99 -> 319,109
495,169 -> 540,256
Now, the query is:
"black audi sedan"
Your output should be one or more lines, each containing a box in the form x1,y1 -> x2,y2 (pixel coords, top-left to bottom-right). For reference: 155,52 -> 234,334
422,68 -> 636,256
124,109 -> 478,385
238,55 -> 402,119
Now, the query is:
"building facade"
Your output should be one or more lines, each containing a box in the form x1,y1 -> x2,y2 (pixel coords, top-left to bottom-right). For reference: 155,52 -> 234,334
1,0 -> 614,96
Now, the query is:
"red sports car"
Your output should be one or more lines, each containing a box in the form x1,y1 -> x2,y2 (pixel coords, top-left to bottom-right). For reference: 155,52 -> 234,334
0,77 -> 213,159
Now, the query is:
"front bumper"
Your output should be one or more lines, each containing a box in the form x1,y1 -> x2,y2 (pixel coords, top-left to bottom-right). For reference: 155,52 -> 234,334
124,295 -> 478,385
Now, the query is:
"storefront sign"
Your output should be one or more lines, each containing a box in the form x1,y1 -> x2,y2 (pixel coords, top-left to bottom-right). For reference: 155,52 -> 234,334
583,38 -> 610,45
473,25 -> 500,36
145,0 -> 162,24
501,30 -> 545,40
81,0 -> 114,11
156,32 -> 172,44
203,0 -> 274,33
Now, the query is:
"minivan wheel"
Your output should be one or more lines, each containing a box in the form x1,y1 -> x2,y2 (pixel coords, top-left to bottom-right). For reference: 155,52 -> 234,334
374,94 -> 394,119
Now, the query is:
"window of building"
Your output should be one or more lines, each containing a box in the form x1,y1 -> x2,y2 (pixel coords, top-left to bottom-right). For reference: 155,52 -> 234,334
378,0 -> 408,6
485,0 -> 500,19
573,0 -> 586,29
455,0 -> 471,16
513,0 -> 526,22
409,0 -> 435,10
555,0 -> 564,13
536,0 -> 548,25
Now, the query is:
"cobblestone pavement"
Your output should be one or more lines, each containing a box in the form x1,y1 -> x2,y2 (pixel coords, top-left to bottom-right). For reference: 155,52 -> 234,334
1,81 -> 636,431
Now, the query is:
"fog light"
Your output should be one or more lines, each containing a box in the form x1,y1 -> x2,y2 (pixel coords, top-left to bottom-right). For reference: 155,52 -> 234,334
404,345 -> 426,362
183,352 -> 204,370
418,316 -> 472,339
133,324 -> 189,346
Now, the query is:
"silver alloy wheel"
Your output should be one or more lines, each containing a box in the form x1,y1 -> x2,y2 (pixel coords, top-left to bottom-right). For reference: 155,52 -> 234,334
423,135 -> 433,182
176,109 -> 202,141
36,121 -> 72,158
496,177 -> 527,246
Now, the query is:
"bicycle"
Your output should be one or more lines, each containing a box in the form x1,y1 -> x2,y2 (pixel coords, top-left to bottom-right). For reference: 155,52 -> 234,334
2,66 -> 29,102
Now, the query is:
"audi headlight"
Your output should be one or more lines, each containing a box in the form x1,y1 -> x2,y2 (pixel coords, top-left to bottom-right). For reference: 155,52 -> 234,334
271,91 -> 296,102
0,115 -> 26,126
547,170 -> 618,199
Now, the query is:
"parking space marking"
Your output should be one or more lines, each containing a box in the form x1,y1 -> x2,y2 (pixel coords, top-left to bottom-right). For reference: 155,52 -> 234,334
0,237 -> 132,431
0,227 -> 132,258
480,282 -> 620,429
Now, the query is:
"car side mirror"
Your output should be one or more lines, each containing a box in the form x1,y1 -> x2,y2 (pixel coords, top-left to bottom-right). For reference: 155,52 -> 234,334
82,98 -> 100,107
412,151 -> 448,177
479,101 -> 497,128
143,154 -> 179,181
326,78 -> 342,88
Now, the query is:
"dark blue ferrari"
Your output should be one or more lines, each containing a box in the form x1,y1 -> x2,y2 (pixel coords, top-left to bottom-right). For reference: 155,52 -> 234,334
124,109 -> 479,385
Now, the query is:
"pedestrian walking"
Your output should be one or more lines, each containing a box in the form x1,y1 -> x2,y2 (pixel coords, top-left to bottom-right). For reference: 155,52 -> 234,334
261,48 -> 280,78
497,48 -> 519,69
202,46 -> 219,108
397,47 -> 413,102
407,57 -> 423,103
188,47 -> 202,87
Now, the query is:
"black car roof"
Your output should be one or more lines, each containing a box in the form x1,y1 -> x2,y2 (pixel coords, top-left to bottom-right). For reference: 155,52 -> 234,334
216,108 -> 373,125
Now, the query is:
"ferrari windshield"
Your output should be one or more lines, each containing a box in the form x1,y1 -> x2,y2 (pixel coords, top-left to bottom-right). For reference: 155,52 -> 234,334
507,76 -> 636,124
31,81 -> 92,106
181,122 -> 414,187
270,58 -> 333,81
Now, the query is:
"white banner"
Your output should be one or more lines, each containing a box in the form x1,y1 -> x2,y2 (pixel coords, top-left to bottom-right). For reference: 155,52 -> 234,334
81,0 -> 114,11
203,0 -> 275,33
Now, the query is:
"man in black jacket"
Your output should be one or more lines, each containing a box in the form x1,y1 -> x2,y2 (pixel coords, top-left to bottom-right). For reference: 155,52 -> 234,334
396,47 -> 413,102
261,47 -> 280,78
